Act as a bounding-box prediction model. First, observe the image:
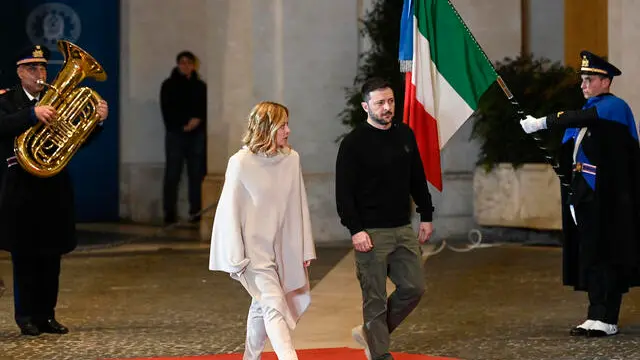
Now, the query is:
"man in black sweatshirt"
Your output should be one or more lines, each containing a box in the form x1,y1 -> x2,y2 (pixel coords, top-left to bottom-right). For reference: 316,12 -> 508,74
336,77 -> 434,360
160,51 -> 207,224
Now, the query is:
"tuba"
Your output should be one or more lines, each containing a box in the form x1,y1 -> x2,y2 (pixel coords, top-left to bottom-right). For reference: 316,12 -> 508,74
14,39 -> 107,177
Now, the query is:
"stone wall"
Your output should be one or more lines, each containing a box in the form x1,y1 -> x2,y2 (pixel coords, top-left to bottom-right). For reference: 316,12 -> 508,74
118,0 -> 524,243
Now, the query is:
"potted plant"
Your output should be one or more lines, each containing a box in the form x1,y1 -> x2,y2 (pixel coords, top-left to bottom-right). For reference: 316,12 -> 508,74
338,0 -> 405,136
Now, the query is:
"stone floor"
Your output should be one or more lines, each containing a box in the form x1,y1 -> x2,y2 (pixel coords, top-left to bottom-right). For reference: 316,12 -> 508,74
0,227 -> 639,360
393,246 -> 640,360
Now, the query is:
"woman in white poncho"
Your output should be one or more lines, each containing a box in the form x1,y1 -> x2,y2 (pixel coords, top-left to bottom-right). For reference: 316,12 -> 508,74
209,101 -> 316,360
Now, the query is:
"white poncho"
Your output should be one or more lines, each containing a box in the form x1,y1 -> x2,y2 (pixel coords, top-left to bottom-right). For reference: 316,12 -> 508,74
209,147 -> 316,329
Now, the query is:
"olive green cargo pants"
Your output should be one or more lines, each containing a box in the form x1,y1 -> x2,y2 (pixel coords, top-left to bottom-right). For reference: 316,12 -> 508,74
354,224 -> 426,360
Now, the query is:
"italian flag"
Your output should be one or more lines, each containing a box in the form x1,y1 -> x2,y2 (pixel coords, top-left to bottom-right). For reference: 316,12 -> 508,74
400,0 -> 498,191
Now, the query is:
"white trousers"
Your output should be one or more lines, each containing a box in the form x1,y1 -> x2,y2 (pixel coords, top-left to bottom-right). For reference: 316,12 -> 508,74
243,298 -> 298,360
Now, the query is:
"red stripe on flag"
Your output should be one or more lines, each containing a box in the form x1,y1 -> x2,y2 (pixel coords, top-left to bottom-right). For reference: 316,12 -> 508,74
402,72 -> 442,191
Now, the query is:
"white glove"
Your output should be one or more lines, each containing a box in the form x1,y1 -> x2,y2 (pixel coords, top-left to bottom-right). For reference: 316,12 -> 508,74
520,115 -> 547,134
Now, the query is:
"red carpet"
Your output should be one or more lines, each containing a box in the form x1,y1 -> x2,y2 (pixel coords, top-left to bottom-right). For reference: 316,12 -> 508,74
106,347 -> 457,360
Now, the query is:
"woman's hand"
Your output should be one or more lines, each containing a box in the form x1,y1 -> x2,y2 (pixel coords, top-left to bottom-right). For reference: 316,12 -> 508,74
304,260 -> 312,268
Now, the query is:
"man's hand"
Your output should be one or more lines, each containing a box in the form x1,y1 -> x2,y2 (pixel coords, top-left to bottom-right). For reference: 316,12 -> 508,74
352,231 -> 373,252
184,117 -> 201,132
418,222 -> 433,244
304,260 -> 312,268
34,105 -> 56,125
520,115 -> 547,134
97,100 -> 109,121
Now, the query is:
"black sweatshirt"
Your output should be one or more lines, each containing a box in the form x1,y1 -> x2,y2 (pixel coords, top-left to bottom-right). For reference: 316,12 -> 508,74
335,121 -> 434,236
160,68 -> 207,133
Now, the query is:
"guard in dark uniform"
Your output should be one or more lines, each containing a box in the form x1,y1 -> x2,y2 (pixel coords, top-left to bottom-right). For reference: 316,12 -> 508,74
521,50 -> 640,337
0,45 -> 109,336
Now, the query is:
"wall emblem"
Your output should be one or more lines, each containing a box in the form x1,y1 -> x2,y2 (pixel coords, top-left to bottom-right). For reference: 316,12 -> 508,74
26,3 -> 81,50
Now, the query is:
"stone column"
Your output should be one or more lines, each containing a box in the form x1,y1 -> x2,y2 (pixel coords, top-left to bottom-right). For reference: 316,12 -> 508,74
200,0 -> 255,240
609,0 -> 640,138
119,0 -> 209,224
199,0 -> 359,243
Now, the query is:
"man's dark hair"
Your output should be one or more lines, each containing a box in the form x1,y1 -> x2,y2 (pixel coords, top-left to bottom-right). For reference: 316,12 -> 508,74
176,51 -> 196,63
361,77 -> 393,102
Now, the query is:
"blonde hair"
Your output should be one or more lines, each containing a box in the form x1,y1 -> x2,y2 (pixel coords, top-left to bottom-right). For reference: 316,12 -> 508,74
242,101 -> 290,155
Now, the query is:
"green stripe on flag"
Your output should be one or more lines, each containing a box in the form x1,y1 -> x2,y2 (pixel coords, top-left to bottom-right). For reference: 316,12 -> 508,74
415,0 -> 497,109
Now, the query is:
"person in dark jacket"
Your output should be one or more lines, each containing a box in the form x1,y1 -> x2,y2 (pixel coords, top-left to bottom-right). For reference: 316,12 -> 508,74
160,50 -> 207,224
336,78 -> 434,360
521,50 -> 640,337
0,44 -> 109,336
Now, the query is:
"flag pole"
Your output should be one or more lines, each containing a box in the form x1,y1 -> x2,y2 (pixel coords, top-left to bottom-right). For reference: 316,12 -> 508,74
445,0 -> 570,189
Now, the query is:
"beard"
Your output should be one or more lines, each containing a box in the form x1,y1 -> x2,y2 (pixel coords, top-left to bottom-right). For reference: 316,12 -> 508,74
369,109 -> 393,126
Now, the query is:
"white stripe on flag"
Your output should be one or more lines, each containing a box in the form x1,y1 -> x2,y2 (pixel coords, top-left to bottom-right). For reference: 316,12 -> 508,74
412,18 -> 475,148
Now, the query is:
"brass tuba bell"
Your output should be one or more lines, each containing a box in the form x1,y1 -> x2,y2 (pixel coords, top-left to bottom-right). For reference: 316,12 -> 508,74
14,39 -> 107,177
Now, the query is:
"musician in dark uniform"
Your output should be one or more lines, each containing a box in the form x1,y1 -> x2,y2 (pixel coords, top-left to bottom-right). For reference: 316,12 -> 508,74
521,50 -> 640,337
0,88 -> 7,298
0,45 -> 109,336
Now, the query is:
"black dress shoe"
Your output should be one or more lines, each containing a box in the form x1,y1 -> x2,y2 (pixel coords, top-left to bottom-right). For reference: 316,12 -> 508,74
19,322 -> 42,336
37,318 -> 69,334
570,327 -> 589,336
587,329 -> 607,337
587,329 -> 618,337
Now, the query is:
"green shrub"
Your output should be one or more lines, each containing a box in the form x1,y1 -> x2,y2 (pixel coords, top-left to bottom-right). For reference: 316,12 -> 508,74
472,54 -> 585,171
338,0 -> 404,140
